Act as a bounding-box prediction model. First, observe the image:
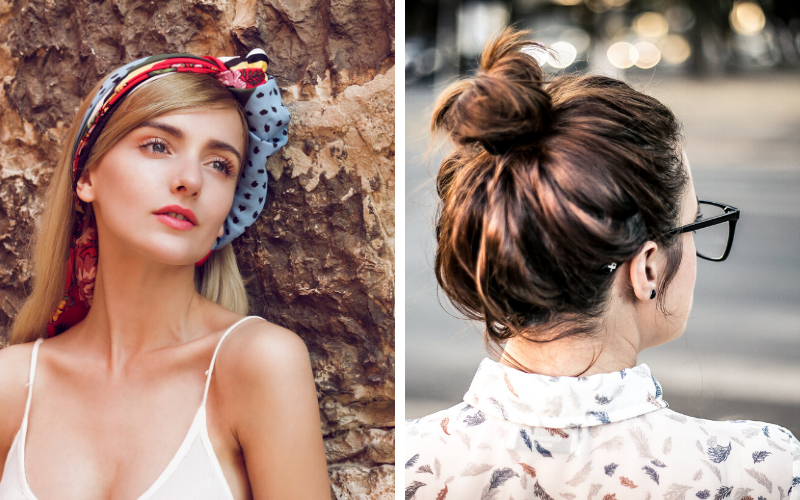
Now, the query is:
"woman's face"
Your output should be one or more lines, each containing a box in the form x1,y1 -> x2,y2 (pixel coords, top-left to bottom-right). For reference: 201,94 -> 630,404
78,108 -> 245,266
650,159 -> 699,346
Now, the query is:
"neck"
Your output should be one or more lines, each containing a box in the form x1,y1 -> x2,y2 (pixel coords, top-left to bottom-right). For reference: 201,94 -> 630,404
499,307 -> 641,377
72,248 -> 207,365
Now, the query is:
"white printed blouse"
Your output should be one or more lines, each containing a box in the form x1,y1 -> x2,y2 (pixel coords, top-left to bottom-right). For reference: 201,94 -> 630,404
405,358 -> 800,500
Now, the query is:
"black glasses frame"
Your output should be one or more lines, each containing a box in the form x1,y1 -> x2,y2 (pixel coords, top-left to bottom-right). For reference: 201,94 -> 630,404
664,200 -> 740,262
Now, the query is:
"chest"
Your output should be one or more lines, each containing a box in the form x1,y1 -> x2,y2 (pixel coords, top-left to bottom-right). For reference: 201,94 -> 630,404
19,362 -> 247,499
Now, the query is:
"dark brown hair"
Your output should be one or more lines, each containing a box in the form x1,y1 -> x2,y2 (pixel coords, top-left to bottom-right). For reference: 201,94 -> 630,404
432,28 -> 688,347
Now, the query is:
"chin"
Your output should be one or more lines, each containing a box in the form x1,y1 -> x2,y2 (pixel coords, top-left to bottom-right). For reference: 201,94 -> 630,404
136,237 -> 214,266
664,314 -> 690,345
152,248 -> 210,266
646,313 -> 690,350
670,324 -> 688,343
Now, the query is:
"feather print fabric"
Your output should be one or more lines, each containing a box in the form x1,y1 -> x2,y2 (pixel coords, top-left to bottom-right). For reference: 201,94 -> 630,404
405,358 -> 800,499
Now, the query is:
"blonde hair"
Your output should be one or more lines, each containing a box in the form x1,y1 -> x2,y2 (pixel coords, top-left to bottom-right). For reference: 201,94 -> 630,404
11,72 -> 251,344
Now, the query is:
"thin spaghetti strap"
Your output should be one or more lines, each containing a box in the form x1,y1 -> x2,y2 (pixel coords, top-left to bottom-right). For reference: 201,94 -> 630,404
201,316 -> 262,406
23,338 -> 44,423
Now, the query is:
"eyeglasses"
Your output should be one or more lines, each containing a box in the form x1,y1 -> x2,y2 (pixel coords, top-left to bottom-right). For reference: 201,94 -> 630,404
605,200 -> 740,272
665,200 -> 740,261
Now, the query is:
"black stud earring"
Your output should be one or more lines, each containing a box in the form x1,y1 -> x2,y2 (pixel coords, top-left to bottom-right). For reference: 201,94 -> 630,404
650,290 -> 656,300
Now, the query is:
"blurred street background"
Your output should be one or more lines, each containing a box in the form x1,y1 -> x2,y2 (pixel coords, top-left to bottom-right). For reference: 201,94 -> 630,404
405,0 -> 800,435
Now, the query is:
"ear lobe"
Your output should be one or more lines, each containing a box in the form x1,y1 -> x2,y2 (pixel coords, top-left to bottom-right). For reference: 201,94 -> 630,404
217,223 -> 225,238
76,170 -> 96,203
628,241 -> 660,302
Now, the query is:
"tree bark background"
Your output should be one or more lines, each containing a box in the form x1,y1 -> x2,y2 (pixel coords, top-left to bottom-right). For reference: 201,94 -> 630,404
0,0 -> 394,498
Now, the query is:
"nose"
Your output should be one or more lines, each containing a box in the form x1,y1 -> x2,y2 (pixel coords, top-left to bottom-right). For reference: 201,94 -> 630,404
171,155 -> 202,196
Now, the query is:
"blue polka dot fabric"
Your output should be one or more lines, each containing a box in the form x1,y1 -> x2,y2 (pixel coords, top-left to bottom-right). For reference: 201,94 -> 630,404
217,71 -> 290,249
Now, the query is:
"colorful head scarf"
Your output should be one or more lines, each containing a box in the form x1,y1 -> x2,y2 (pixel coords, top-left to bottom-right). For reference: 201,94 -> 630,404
48,49 -> 290,336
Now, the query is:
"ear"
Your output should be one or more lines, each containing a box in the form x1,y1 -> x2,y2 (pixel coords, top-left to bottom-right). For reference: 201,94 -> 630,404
628,241 -> 660,302
217,222 -> 225,239
76,170 -> 96,203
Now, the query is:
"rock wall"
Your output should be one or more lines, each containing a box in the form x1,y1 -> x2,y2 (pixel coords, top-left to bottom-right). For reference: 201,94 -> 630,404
0,0 -> 395,497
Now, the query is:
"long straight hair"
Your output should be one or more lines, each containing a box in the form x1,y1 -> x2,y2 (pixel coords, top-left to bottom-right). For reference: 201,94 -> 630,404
11,72 -> 251,344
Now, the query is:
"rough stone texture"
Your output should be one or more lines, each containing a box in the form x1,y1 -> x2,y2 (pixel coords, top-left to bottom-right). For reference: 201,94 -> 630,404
329,464 -> 394,500
0,0 -> 394,497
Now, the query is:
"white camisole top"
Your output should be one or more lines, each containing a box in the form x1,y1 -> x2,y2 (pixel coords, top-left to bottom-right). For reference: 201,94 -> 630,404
0,316 -> 262,500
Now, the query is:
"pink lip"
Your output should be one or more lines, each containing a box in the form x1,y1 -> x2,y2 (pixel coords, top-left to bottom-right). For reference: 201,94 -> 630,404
154,205 -> 197,231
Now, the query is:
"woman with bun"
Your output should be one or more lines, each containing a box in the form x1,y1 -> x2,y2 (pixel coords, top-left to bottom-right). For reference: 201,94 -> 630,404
0,51 -> 330,498
405,29 -> 799,499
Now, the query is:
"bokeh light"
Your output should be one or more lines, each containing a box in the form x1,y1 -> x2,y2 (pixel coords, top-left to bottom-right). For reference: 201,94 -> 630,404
665,6 -> 696,33
607,41 -> 639,68
551,0 -> 583,5
560,28 -> 591,55
549,41 -> 578,68
633,12 -> 669,38
521,45 -> 550,67
660,35 -> 692,65
457,2 -> 510,57
730,2 -> 766,36
585,0 -> 628,14
634,41 -> 661,68
585,0 -> 609,13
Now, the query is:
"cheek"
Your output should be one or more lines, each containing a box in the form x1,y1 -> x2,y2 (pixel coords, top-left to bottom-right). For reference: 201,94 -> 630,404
670,233 -> 697,319
209,183 -> 236,221
89,149 -> 168,232
95,163 -> 155,213
683,232 -> 698,289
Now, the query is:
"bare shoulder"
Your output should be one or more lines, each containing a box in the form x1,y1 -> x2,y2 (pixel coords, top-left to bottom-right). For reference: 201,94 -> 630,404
213,317 -> 313,394
0,342 -> 37,410
207,318 -> 329,496
0,341 -> 35,374
0,342 -> 38,448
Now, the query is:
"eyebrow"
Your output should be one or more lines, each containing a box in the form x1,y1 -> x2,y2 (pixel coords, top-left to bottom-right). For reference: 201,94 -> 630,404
135,121 -> 243,166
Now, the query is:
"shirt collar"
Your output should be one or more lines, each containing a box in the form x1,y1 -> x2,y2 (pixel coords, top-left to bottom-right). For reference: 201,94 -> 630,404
463,358 -> 667,428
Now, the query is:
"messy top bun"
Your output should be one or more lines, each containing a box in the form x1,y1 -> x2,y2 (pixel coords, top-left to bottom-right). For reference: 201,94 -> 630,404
432,28 -> 687,345
433,34 -> 552,155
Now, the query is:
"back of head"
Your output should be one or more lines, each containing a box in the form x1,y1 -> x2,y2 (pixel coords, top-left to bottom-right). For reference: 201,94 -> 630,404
11,72 -> 249,344
432,28 -> 687,345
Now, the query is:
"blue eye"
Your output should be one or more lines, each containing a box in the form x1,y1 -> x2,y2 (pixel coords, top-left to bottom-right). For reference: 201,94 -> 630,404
140,139 -> 169,155
210,158 -> 235,177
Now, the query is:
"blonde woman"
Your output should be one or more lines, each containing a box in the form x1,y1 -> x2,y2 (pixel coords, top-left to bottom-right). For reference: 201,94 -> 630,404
0,51 -> 330,498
